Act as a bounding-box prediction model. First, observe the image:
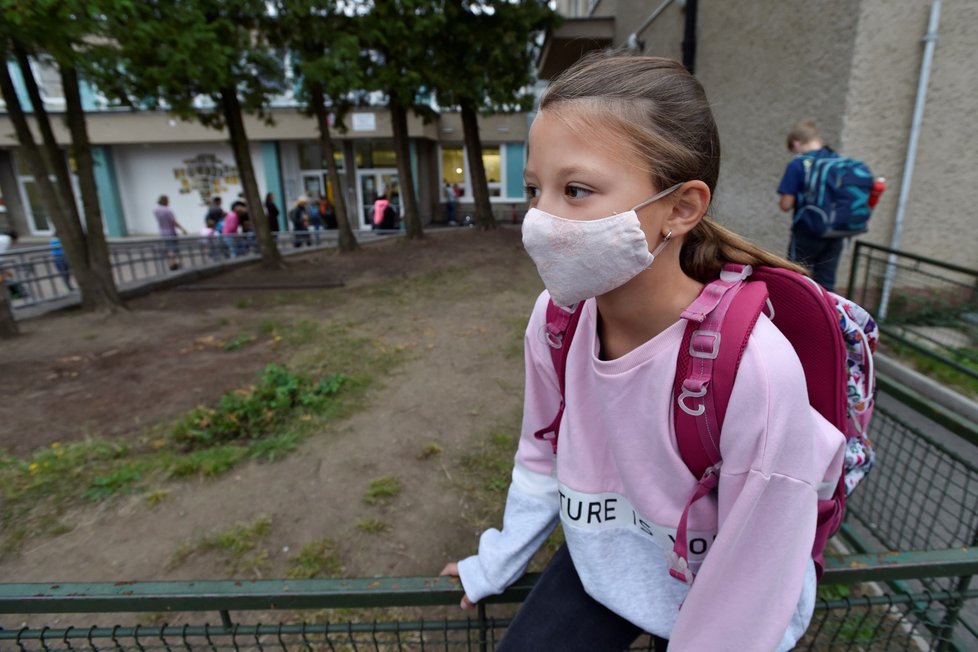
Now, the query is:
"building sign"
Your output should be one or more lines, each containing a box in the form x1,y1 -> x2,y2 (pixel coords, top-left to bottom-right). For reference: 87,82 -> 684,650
352,113 -> 376,132
174,153 -> 239,205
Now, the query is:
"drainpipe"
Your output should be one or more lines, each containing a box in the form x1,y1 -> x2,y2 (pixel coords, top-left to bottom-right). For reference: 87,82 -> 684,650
878,0 -> 941,321
682,0 -> 698,74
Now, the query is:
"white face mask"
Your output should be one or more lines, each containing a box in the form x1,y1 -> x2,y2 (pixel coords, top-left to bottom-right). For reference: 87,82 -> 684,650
521,183 -> 682,308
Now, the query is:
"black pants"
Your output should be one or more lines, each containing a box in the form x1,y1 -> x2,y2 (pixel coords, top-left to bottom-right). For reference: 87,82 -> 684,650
789,229 -> 844,293
497,545 -> 668,652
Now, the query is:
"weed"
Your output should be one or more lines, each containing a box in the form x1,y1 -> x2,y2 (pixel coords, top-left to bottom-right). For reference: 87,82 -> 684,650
882,340 -> 978,399
356,519 -> 389,534
259,319 -> 281,334
170,516 -> 271,576
223,333 -> 256,351
84,463 -> 148,501
363,476 -> 402,506
286,538 -> 344,579
165,446 -> 248,478
417,442 -> 443,460
248,433 -> 301,462
457,418 -> 520,531
234,298 -> 254,310
145,490 -> 170,507
168,365 -> 347,451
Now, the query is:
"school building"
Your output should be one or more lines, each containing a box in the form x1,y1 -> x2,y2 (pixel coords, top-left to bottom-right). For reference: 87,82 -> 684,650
0,71 -> 530,237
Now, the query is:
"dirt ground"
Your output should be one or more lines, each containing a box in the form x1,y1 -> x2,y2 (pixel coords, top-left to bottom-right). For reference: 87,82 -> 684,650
0,227 -> 544,589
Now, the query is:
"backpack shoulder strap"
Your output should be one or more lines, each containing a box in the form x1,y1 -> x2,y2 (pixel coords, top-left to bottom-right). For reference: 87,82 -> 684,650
533,299 -> 585,454
668,264 -> 768,584
673,264 -> 769,480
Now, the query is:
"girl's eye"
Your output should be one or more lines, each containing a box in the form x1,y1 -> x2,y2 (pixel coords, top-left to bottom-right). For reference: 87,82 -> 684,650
565,185 -> 592,200
524,185 -> 540,200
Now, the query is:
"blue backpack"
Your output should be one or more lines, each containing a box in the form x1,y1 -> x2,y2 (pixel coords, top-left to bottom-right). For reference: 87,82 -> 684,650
796,152 -> 876,238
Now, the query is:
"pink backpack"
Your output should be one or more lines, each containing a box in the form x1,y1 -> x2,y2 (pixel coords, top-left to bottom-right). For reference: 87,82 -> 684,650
535,263 -> 878,584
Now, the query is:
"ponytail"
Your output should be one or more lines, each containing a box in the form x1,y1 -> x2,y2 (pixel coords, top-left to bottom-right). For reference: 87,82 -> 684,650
680,218 -> 808,284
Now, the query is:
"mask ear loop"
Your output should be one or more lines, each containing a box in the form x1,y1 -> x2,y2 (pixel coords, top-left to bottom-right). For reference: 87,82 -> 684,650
649,230 -> 673,263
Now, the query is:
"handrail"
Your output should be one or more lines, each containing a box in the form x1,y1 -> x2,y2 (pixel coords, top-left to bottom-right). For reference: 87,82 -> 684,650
2,548 -> 976,615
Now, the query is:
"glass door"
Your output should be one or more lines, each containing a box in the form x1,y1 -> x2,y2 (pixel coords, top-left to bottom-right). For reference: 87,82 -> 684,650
356,169 -> 399,231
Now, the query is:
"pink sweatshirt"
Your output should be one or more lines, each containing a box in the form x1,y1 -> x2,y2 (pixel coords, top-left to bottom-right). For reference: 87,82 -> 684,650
458,291 -> 845,650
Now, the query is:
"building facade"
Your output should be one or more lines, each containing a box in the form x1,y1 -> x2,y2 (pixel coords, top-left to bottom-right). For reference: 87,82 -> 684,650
542,0 -> 978,275
0,65 -> 531,238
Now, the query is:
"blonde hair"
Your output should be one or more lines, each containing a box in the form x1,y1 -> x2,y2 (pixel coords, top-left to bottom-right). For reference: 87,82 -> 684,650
540,52 -> 806,282
786,120 -> 821,151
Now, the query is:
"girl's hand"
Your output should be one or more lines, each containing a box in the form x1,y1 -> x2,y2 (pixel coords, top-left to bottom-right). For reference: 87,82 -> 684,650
439,561 -> 476,610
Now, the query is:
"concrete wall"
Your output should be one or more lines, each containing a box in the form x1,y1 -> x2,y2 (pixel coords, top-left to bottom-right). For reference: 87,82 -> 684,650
843,0 -> 978,269
694,1 -> 861,257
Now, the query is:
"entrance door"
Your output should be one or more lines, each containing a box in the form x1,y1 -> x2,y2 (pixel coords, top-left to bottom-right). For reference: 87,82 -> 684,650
356,169 -> 399,231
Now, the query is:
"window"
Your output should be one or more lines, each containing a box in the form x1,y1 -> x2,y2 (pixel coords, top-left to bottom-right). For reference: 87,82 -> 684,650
298,142 -> 344,171
440,145 -> 508,199
354,142 -> 397,168
482,147 -> 502,198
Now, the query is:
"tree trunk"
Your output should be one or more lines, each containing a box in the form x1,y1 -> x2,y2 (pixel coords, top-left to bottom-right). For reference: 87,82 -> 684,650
310,84 -> 358,253
220,87 -> 283,269
461,101 -> 496,230
15,48 -> 80,231
389,100 -> 423,239
0,58 -> 62,232
13,52 -> 105,310
61,64 -> 125,310
0,285 -> 19,338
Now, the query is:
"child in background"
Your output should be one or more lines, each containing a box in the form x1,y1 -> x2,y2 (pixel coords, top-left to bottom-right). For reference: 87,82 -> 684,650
440,53 -> 845,651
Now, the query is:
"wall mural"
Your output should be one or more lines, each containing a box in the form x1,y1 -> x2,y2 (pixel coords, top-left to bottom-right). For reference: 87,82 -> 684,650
173,153 -> 239,205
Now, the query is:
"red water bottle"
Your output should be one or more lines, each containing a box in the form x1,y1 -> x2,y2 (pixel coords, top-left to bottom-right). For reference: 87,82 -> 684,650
869,177 -> 886,208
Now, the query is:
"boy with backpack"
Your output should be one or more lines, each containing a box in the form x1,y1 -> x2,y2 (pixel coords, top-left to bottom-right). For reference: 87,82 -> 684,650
777,120 -> 881,293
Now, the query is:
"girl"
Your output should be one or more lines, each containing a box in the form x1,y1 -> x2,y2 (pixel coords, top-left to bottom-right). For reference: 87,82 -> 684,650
440,53 -> 845,651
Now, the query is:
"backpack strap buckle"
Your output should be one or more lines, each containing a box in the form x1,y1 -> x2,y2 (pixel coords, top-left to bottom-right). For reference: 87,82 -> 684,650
689,330 -> 721,359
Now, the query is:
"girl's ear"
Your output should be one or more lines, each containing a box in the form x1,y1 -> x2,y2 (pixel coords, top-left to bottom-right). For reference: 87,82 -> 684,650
665,181 -> 710,237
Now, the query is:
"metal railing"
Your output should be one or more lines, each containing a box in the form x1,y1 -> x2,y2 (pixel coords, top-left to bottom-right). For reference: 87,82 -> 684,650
847,241 -> 978,383
0,231 -> 369,313
2,552 -> 978,651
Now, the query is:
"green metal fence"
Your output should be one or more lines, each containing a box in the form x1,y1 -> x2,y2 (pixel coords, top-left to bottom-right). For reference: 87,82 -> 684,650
2,549 -> 978,651
2,377 -> 977,650
847,241 -> 978,383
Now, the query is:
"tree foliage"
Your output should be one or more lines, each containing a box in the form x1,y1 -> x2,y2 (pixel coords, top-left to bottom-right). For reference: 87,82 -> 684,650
271,0 -> 364,252
93,0 -> 287,268
431,0 -> 558,229
358,0 -> 445,240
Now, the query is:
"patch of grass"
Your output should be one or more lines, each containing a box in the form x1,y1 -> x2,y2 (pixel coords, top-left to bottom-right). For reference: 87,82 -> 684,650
286,538 -> 344,579
84,462 -> 149,501
222,333 -> 256,351
145,490 -> 169,507
0,311 -> 409,560
168,364 -> 348,451
248,432 -> 302,462
882,340 -> 978,399
499,315 -> 528,360
456,420 -> 520,533
164,445 -> 248,478
170,516 -> 271,576
453,418 -> 564,572
233,298 -> 254,310
417,442 -> 443,460
259,319 -> 281,334
363,476 -> 402,506
356,519 -> 389,534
